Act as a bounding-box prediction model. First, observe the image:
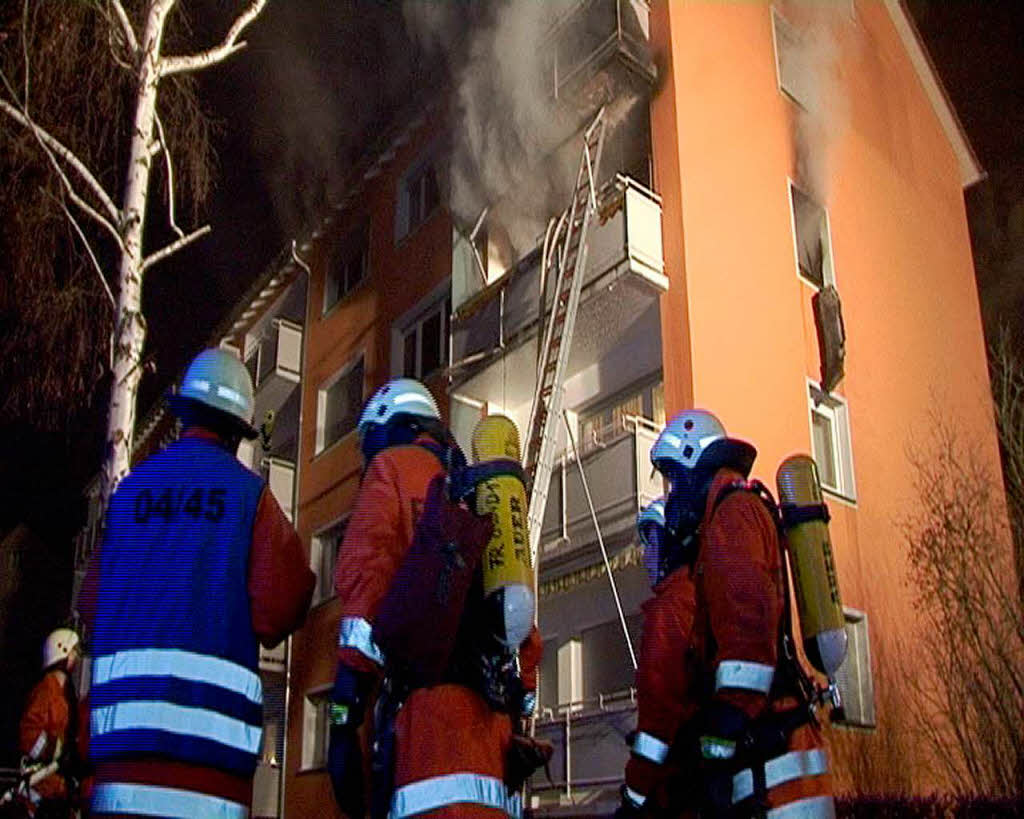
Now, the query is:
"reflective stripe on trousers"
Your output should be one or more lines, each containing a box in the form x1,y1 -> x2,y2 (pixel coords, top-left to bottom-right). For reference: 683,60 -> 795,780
92,783 -> 249,818
389,772 -> 522,818
767,795 -> 836,819
338,616 -> 385,667
732,749 -> 830,804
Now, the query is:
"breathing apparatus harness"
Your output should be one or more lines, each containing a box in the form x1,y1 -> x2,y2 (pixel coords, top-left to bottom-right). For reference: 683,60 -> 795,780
688,478 -> 837,818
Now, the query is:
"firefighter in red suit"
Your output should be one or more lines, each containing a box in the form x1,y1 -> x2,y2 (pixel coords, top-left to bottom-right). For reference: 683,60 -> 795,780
617,410 -> 834,819
17,628 -> 85,818
327,378 -> 542,818
78,348 -> 314,818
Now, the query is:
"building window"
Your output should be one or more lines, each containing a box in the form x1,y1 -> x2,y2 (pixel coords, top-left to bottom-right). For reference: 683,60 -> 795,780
790,184 -> 834,289
579,377 -> 665,454
808,383 -> 855,500
400,296 -> 452,380
834,609 -> 876,728
310,518 -> 347,605
316,355 -> 364,454
325,226 -> 367,313
397,159 -> 441,241
300,688 -> 331,770
581,615 -> 642,699
773,9 -> 810,108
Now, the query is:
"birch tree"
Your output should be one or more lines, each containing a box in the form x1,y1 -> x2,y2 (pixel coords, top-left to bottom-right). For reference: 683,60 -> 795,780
0,0 -> 268,504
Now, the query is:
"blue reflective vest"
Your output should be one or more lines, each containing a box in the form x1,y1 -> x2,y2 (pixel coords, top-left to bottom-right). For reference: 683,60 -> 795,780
90,436 -> 265,776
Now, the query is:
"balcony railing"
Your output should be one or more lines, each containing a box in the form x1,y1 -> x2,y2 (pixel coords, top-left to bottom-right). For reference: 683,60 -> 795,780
540,416 -> 663,557
261,457 -> 295,523
530,688 -> 637,809
547,0 -> 656,106
451,176 -> 666,395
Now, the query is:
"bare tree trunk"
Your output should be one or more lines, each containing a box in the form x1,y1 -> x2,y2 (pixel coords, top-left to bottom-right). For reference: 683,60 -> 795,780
102,0 -> 175,504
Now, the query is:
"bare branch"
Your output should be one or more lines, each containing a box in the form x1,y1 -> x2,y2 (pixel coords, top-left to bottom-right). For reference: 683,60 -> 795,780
153,111 -> 183,238
108,0 -> 139,56
21,0 -> 30,113
159,0 -> 268,77
0,95 -> 121,225
46,188 -> 117,311
141,224 -> 211,272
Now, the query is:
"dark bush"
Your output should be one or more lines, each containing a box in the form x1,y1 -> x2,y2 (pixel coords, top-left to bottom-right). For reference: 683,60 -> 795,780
836,794 -> 1024,818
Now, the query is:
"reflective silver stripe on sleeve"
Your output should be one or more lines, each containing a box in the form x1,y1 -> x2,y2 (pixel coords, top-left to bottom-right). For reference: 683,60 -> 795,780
767,795 -> 836,819
632,731 -> 670,764
732,749 -> 830,804
389,773 -> 522,818
715,660 -> 775,694
28,731 -> 47,760
91,782 -> 249,818
338,616 -> 385,667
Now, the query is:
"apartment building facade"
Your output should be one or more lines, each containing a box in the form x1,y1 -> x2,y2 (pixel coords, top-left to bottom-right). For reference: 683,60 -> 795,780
264,0 -> 993,813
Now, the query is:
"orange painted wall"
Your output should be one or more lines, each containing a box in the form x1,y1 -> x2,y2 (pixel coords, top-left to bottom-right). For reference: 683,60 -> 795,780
651,0 -> 999,793
285,105 -> 453,816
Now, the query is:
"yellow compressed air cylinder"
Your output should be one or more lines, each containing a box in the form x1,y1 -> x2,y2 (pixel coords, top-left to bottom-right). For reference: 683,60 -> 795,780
472,414 -> 535,648
776,454 -> 847,677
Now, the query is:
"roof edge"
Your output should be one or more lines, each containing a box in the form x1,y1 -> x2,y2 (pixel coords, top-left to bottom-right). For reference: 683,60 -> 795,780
882,0 -> 985,188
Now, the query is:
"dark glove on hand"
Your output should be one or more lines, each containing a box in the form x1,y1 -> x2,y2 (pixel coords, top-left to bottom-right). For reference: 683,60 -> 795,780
697,700 -> 750,816
327,664 -> 372,817
613,784 -> 645,819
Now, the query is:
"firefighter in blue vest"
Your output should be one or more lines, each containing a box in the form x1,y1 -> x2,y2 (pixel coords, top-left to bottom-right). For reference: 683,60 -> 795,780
78,348 -> 314,818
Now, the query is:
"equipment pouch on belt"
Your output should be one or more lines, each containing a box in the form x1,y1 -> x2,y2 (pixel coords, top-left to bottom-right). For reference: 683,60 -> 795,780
372,472 -> 493,689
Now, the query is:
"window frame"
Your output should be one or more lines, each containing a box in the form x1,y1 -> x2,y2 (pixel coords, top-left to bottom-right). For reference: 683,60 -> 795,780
834,608 -> 876,729
788,180 -> 837,291
323,224 -> 369,316
310,516 -> 348,607
396,149 -> 443,242
394,292 -> 452,381
299,684 -> 332,772
315,353 -> 366,456
807,381 -> 856,502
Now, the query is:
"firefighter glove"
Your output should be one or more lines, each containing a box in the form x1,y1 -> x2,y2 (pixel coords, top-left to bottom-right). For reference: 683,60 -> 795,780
614,784 -> 646,819
697,700 -> 749,815
327,665 -> 371,817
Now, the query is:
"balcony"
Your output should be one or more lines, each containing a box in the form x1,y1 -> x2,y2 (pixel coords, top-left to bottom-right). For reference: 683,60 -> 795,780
539,416 -> 662,566
245,318 -> 303,421
252,761 -> 280,818
547,0 -> 656,110
259,640 -> 286,673
450,176 -> 666,411
260,457 -> 295,523
529,690 -> 637,813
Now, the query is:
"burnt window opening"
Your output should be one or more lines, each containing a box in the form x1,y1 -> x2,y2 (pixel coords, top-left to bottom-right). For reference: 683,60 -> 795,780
325,226 -> 368,313
791,185 -> 832,289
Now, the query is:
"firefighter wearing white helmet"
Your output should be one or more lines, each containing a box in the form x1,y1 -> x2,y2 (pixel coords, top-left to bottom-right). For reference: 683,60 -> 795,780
18,628 -> 85,815
329,378 -> 544,817
77,347 -> 314,817
618,410 -> 835,818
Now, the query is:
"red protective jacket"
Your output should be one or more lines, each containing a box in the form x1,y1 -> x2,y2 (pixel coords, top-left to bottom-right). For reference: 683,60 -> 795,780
19,670 -> 76,804
335,437 -> 541,818
624,468 -> 833,817
78,427 -> 314,816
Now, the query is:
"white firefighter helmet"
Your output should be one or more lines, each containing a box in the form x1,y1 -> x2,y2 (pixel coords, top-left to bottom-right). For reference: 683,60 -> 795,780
650,409 -> 727,472
173,348 -> 257,435
42,628 -> 80,670
638,497 -> 667,587
358,378 -> 440,437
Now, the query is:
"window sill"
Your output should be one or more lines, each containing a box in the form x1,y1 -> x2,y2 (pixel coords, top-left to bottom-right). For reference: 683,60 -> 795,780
822,486 -> 857,507
313,429 -> 358,462
321,281 -> 367,321
296,765 -> 328,777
